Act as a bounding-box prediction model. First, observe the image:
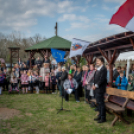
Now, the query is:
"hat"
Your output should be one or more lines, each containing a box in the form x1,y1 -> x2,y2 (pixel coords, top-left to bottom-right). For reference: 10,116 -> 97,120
69,69 -> 72,74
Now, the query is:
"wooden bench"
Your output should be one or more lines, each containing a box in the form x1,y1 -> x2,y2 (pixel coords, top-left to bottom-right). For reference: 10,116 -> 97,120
90,87 -> 134,126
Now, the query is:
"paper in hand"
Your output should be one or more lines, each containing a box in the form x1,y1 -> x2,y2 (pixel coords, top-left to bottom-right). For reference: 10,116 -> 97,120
66,88 -> 73,95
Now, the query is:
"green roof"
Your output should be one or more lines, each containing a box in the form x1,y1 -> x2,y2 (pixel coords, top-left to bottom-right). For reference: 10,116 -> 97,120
25,35 -> 71,51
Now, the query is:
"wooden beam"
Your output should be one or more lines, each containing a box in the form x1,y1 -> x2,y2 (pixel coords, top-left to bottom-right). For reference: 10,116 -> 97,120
87,32 -> 134,48
76,56 -> 81,65
46,50 -> 49,57
12,52 -> 18,58
97,47 -> 109,62
10,50 -> 12,71
88,54 -> 94,65
110,49 -> 116,64
48,52 -> 51,57
113,51 -> 120,63
85,44 -> 133,55
40,50 -> 46,58
129,38 -> 134,49
108,50 -> 112,62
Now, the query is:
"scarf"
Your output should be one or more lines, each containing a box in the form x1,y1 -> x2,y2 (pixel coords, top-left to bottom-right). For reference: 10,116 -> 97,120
83,71 -> 88,86
69,79 -> 74,88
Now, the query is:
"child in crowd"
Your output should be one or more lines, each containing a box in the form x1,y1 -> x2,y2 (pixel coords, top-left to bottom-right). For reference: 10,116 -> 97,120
27,70 -> 31,77
50,72 -> 57,94
33,71 -> 39,94
115,71 -> 128,90
9,69 -> 19,92
28,71 -> 34,93
121,67 -> 126,77
127,74 -> 134,91
3,69 -> 10,91
45,72 -> 50,93
27,69 -> 31,91
21,70 -> 29,94
0,70 -> 5,95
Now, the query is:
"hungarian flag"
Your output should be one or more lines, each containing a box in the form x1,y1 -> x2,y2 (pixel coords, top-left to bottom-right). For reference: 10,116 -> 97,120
109,0 -> 134,32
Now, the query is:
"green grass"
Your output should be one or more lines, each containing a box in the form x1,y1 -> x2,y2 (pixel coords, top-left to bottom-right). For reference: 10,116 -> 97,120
0,93 -> 134,134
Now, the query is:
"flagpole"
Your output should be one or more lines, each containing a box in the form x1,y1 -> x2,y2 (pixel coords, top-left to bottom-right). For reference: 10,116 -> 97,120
73,38 -> 90,43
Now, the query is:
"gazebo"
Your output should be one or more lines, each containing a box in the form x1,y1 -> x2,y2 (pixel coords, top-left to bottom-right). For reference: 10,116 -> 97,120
25,23 -> 71,68
83,31 -> 134,87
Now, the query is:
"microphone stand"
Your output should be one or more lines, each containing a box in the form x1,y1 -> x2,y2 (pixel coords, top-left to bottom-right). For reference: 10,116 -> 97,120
57,87 -> 70,114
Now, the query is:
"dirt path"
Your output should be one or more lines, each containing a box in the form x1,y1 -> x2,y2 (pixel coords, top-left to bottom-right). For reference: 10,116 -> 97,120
0,108 -> 20,120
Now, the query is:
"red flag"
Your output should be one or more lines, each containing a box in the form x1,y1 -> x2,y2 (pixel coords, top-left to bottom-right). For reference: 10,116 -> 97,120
109,0 -> 134,32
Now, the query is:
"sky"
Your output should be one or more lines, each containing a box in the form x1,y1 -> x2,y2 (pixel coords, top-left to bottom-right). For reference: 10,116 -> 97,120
0,0 -> 128,42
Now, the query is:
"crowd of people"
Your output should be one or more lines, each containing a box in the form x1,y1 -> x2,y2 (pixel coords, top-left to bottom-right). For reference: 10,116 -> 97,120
0,56 -> 134,97
0,56 -> 134,123
106,64 -> 134,91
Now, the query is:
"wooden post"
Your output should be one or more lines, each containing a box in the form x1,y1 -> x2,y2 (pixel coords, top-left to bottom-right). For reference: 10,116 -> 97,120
10,50 -> 12,71
83,53 -> 94,65
29,51 -> 36,69
77,56 -> 81,65
108,50 -> 113,87
109,63 -> 113,87
30,51 -> 32,69
98,47 -> 120,87
46,50 -> 49,57
18,49 -> 19,62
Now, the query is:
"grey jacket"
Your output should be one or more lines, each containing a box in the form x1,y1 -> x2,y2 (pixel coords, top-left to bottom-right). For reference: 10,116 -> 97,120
63,78 -> 78,90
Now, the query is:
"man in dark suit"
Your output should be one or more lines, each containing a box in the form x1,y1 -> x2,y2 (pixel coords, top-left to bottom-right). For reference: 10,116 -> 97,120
92,57 -> 107,123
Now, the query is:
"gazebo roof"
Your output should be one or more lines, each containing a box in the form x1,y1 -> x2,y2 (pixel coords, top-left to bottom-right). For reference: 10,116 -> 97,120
8,46 -> 20,50
25,35 -> 71,51
84,31 -> 134,56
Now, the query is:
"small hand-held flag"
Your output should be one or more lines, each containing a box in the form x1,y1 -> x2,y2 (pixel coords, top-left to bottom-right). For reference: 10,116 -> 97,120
109,0 -> 134,32
51,49 -> 66,63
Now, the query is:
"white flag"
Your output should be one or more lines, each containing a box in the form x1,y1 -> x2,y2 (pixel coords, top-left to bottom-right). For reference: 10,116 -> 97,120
69,38 -> 90,58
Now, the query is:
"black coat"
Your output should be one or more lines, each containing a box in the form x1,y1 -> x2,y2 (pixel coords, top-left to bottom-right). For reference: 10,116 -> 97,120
32,59 -> 35,66
113,69 -> 119,81
36,60 -> 42,67
60,71 -> 68,89
94,65 -> 107,94
73,71 -> 82,84
56,71 -> 62,84
74,71 -> 83,97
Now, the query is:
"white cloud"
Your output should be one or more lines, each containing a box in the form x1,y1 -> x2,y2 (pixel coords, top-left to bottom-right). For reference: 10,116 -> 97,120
66,22 -> 90,31
102,5 -> 112,11
58,14 -> 90,23
86,0 -> 91,4
92,4 -> 97,7
0,0 -> 82,31
104,0 -> 126,4
95,17 -> 109,22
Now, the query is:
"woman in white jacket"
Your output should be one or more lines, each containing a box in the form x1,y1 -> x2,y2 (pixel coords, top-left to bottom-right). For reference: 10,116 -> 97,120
39,63 -> 50,91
